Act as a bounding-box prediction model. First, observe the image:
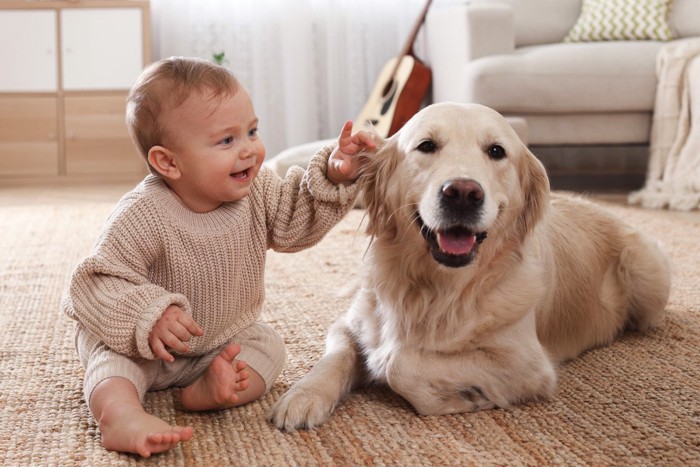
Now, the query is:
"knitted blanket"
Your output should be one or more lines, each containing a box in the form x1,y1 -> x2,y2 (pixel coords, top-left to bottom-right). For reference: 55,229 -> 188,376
630,38 -> 700,210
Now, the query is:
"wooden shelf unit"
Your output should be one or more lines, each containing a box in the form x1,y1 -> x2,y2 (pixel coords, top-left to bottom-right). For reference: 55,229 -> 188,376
0,1 -> 151,182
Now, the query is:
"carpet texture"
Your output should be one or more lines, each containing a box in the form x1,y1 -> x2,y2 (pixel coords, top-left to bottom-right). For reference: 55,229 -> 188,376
0,199 -> 698,465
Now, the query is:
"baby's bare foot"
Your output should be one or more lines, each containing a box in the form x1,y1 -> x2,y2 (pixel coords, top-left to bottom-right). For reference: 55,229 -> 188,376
181,343 -> 250,411
99,405 -> 193,457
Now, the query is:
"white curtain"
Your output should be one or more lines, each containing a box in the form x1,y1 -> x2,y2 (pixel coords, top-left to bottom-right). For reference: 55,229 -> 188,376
150,0 -> 428,157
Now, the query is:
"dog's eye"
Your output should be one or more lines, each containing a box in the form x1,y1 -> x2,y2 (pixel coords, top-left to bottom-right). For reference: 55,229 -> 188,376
487,144 -> 506,160
416,140 -> 438,153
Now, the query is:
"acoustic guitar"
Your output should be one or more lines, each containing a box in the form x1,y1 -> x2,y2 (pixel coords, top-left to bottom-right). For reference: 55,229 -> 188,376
354,0 -> 433,137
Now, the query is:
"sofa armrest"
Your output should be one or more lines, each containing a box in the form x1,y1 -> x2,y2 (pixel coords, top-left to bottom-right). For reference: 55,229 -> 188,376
426,3 -> 515,103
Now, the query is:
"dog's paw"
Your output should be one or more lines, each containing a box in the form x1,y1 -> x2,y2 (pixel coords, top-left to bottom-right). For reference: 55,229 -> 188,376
268,386 -> 337,431
459,386 -> 496,412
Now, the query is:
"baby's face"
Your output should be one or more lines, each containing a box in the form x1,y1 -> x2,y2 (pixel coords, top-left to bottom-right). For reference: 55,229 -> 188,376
162,87 -> 265,212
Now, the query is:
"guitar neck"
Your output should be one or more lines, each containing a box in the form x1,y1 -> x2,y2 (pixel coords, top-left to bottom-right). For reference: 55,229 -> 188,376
389,0 -> 434,78
400,0 -> 434,58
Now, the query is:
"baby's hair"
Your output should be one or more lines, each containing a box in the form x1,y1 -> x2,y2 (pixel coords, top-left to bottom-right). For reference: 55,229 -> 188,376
125,56 -> 240,174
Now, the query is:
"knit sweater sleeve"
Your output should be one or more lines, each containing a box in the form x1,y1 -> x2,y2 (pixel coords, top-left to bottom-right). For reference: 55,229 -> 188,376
257,144 -> 360,252
61,192 -> 192,360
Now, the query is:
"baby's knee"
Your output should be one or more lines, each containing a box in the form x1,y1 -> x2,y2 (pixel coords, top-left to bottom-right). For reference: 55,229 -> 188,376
235,323 -> 287,391
75,325 -> 156,406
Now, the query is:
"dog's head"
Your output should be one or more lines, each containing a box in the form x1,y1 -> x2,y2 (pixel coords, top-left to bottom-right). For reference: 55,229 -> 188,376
360,103 -> 549,268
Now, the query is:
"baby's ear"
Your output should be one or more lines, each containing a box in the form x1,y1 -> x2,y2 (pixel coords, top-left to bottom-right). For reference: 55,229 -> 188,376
148,146 -> 181,180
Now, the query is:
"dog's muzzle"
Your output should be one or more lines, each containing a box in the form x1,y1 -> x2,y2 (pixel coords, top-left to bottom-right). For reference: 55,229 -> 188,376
417,178 -> 488,268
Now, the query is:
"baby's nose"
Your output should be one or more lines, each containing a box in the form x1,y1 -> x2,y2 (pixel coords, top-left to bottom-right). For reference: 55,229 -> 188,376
240,142 -> 257,159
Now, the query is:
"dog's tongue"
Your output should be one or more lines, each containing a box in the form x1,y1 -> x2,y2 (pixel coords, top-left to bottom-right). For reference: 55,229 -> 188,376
437,231 -> 477,255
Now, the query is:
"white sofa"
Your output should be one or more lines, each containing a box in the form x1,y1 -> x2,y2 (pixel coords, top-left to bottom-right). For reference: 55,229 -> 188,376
424,0 -> 700,188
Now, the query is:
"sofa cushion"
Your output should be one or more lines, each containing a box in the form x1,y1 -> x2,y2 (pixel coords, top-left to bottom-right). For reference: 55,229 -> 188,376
564,0 -> 674,42
670,0 -> 700,38
473,0 -> 583,47
464,40 -> 664,114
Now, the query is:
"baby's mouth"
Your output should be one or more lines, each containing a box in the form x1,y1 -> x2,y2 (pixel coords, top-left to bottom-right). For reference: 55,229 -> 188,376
230,168 -> 250,180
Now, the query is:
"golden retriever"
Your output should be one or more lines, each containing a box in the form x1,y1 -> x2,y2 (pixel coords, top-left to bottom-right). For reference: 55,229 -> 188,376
269,103 -> 671,430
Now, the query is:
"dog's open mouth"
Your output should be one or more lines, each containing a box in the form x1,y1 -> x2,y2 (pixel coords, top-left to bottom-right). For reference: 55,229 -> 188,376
416,214 -> 487,268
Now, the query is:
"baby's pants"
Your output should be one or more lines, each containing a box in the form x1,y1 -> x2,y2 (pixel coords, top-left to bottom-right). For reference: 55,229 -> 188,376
75,322 -> 286,405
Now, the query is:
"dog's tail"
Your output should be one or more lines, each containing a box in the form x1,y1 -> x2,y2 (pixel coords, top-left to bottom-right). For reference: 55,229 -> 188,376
620,231 -> 671,331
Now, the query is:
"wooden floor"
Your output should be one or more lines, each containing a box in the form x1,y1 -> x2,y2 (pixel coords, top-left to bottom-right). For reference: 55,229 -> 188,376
1,179 -> 698,223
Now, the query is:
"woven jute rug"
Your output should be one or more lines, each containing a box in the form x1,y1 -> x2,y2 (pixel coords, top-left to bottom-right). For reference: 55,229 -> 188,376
0,197 -> 698,466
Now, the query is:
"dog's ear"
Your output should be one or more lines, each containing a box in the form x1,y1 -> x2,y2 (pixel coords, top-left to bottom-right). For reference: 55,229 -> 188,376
518,145 -> 550,237
359,136 -> 400,238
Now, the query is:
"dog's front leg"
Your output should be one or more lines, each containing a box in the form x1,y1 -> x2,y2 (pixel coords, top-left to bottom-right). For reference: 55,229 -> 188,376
387,315 -> 556,416
268,317 -> 365,431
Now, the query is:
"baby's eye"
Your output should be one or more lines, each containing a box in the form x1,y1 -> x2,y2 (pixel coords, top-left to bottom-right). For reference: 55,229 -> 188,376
219,136 -> 234,145
248,127 -> 258,138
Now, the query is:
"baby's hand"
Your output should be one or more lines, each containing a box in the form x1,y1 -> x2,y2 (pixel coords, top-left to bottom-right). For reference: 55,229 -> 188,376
327,120 -> 377,185
149,304 -> 204,362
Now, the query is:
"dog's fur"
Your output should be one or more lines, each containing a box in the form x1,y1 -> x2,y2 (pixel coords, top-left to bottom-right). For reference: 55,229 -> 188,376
269,103 -> 671,430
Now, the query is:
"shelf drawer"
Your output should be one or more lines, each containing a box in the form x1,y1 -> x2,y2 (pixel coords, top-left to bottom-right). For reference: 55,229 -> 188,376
64,95 -> 146,176
0,96 -> 59,176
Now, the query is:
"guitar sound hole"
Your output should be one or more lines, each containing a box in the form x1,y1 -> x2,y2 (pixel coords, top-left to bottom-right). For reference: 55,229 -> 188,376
382,80 -> 394,98
381,89 -> 396,116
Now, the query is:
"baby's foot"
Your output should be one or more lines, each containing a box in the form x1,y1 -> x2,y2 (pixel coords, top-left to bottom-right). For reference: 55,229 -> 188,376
99,405 -> 193,458
180,343 -> 250,411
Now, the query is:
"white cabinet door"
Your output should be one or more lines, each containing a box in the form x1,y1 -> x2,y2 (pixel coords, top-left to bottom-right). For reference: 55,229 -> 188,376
0,10 -> 57,92
61,8 -> 144,91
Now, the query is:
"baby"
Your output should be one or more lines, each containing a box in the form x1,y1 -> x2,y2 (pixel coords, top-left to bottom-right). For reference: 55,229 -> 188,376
62,56 -> 376,457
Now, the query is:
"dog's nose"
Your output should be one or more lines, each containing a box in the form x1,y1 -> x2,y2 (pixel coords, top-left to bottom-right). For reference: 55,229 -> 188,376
441,179 -> 484,210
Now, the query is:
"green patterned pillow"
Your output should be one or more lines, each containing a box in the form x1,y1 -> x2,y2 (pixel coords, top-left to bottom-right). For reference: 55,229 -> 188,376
565,0 -> 675,42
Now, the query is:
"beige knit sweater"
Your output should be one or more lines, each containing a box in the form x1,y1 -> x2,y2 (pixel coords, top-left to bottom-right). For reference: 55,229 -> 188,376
62,146 -> 359,360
